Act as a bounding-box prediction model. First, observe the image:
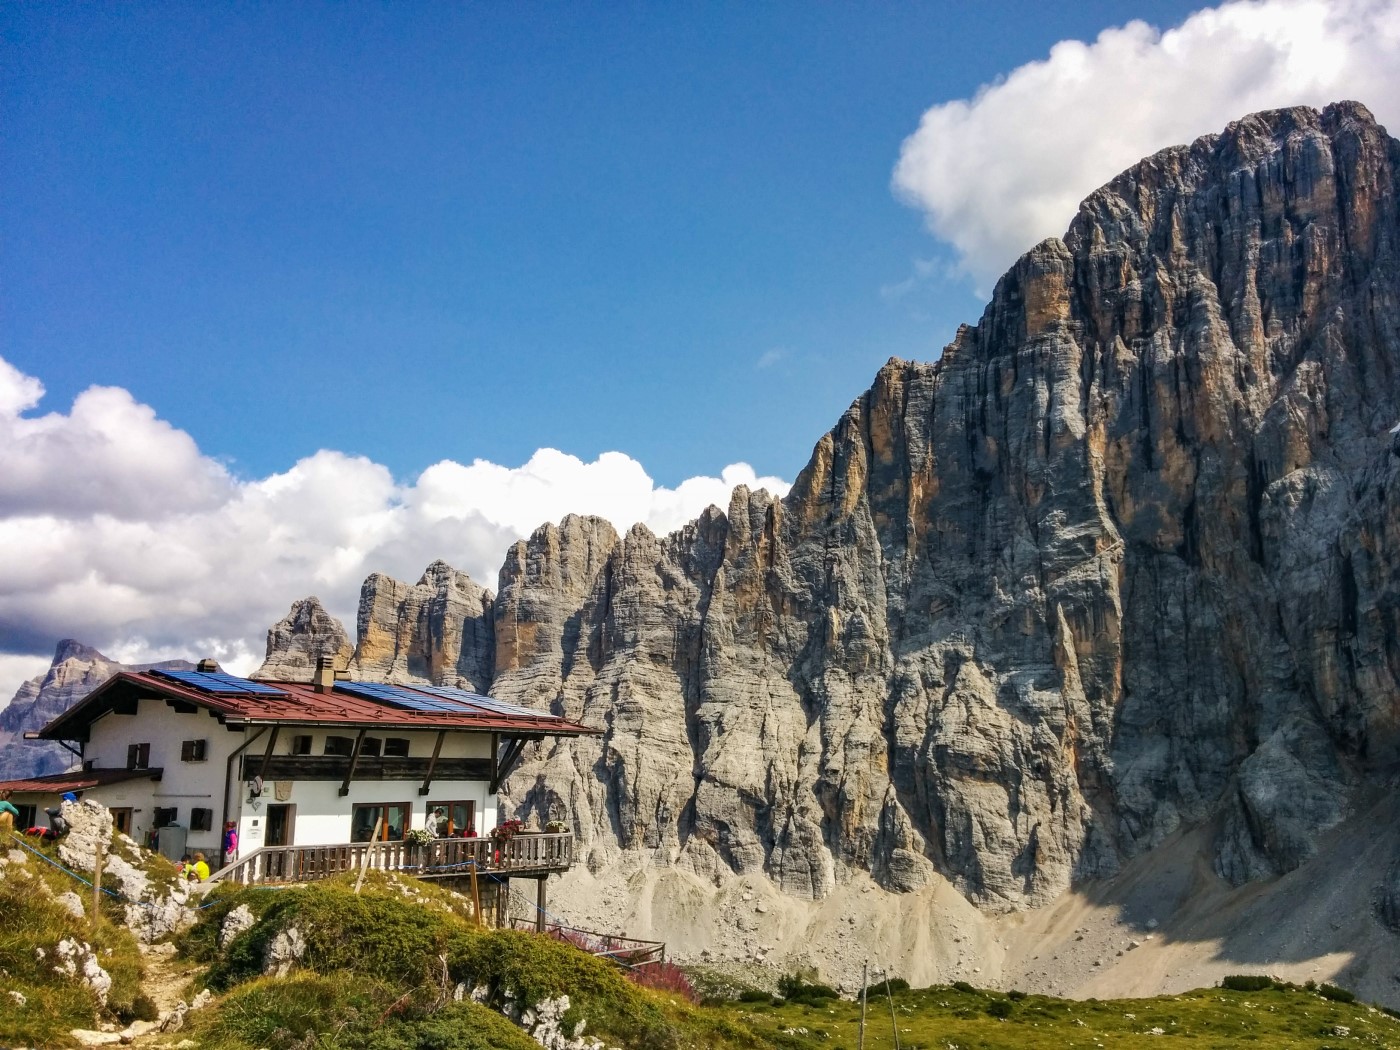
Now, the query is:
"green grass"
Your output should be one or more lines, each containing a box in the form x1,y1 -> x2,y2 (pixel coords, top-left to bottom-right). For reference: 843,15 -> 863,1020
0,835 -> 150,1047
185,874 -> 764,1050
721,980 -> 1400,1049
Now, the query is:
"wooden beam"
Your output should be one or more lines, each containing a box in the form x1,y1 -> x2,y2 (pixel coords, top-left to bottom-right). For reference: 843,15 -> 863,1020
489,731 -> 500,790
535,876 -> 546,933
418,730 -> 447,796
338,728 -> 368,797
256,726 -> 280,784
490,735 -> 536,793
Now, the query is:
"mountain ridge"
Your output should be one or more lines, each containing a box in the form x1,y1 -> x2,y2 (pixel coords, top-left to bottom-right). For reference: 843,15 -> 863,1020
253,100 -> 1400,917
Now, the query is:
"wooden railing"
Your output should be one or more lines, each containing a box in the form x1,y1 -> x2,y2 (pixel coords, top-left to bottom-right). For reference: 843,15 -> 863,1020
509,917 -> 666,967
209,833 -> 573,885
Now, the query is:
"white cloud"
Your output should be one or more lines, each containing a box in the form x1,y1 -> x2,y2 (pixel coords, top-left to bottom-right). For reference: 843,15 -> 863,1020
893,0 -> 1400,289
0,356 -> 790,701
755,348 -> 789,370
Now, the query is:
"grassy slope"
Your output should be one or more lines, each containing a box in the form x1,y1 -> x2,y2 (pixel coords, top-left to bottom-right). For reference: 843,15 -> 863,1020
725,982 -> 1400,1049
0,835 -> 153,1047
180,874 -> 1400,1050
180,874 -> 762,1050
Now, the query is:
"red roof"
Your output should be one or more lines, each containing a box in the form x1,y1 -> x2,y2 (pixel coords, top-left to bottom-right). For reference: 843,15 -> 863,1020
39,671 -> 599,741
0,767 -> 163,794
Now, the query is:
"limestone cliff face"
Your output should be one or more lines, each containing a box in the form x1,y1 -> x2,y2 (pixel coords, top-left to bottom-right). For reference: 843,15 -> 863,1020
266,103 -> 1400,911
0,642 -> 194,779
351,560 -> 495,691
253,597 -> 354,681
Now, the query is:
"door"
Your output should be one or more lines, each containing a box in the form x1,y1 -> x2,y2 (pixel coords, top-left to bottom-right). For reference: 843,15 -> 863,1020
265,804 -> 295,847
110,808 -> 133,837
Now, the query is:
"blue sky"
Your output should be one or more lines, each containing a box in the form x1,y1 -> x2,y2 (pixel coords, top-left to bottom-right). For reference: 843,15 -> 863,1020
3,1 -> 1203,486
3,0 -> 1397,695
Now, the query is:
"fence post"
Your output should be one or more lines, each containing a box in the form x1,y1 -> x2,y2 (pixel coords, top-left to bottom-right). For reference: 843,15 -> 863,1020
91,837 -> 105,930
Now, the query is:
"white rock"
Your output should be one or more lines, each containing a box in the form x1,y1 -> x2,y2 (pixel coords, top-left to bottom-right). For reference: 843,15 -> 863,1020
7,990 -> 26,1006
189,988 -> 213,1011
159,1001 -> 189,1033
219,904 -> 256,949
56,891 -> 86,919
265,926 -> 306,977
69,1030 -> 122,1046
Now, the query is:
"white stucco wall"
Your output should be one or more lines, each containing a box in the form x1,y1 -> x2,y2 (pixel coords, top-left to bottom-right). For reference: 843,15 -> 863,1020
80,696 -> 242,855
236,777 -> 499,851
65,698 -> 503,858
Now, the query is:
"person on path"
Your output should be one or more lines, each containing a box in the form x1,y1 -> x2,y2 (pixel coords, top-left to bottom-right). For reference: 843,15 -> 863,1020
0,790 -> 18,835
222,821 -> 238,866
189,852 -> 211,881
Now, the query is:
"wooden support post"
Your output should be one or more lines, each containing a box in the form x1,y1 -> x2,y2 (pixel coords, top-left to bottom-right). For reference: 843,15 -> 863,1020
419,730 -> 446,796
488,732 -> 500,791
354,817 -> 382,894
91,837 -> 105,930
883,969 -> 900,1050
489,735 -> 533,793
339,728 -> 368,797
470,863 -> 482,926
535,876 -> 546,933
497,877 -> 509,928
256,726 -> 280,784
858,960 -> 868,1050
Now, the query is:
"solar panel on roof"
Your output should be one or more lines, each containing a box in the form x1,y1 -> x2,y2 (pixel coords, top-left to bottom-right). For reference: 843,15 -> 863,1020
412,685 -> 557,719
333,681 -> 461,714
152,669 -> 286,696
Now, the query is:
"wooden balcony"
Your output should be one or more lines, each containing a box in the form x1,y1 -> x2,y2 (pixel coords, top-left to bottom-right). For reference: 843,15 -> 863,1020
209,832 -> 573,886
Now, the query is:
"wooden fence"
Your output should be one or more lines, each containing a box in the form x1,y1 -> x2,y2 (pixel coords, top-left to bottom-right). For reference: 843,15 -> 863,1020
509,917 -> 666,967
209,833 -> 573,886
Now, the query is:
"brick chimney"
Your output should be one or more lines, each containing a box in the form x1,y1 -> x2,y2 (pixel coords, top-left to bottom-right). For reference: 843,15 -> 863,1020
313,655 -> 336,693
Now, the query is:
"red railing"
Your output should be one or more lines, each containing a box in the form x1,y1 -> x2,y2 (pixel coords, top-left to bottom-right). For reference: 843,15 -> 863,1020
509,917 -> 666,967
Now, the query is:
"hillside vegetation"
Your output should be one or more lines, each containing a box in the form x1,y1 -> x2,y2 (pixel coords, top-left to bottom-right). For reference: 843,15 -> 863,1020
5,848 -> 1398,1049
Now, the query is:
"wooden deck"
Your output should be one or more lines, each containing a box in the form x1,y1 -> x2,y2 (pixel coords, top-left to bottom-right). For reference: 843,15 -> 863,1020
209,833 -> 573,885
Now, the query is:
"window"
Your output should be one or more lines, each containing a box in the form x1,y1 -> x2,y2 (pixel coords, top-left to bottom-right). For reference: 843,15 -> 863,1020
361,737 -> 381,758
190,808 -> 213,832
432,800 -> 477,837
180,739 -> 208,762
152,807 -> 178,828
350,803 -> 410,842
383,738 -> 410,757
323,736 -> 354,757
292,735 -> 313,756
127,742 -> 151,770
15,804 -> 36,829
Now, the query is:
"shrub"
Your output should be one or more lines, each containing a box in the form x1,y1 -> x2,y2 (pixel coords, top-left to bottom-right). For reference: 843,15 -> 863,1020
629,961 -> 698,1003
1318,983 -> 1355,1003
871,977 -> 909,996
986,998 -> 1014,1018
738,988 -> 774,1003
778,973 -> 839,1005
1221,974 -> 1274,992
1007,988 -> 1027,1001
951,980 -> 977,994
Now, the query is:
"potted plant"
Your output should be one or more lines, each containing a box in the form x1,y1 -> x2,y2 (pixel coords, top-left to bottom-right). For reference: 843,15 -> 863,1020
544,819 -> 568,834
491,818 -> 524,845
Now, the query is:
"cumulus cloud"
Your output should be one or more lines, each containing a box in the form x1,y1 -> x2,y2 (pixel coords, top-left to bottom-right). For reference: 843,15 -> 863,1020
893,0 -> 1400,288
0,357 -> 789,700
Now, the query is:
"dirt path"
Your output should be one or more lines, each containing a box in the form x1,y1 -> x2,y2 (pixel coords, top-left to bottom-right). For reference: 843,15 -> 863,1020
129,944 -> 206,1046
